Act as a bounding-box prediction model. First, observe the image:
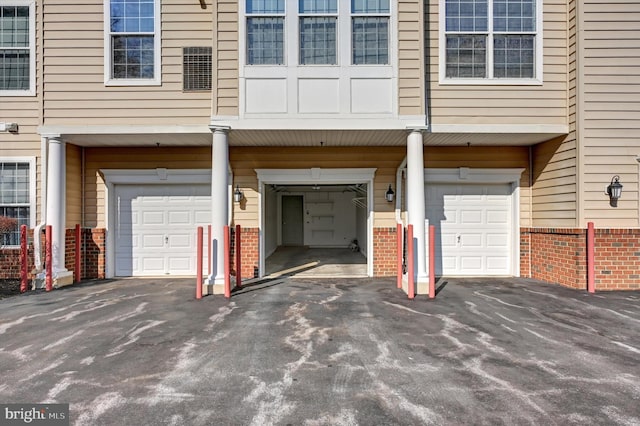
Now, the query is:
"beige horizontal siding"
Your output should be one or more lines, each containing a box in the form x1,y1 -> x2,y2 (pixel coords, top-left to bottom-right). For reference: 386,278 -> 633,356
84,146 -> 212,227
428,0 -> 569,127
213,0 -> 239,117
580,0 -> 640,227
397,0 -> 424,116
42,0 -> 213,126
530,0 -> 577,227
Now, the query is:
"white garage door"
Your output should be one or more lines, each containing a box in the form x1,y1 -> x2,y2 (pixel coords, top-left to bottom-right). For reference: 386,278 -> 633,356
426,184 -> 512,276
115,184 -> 210,276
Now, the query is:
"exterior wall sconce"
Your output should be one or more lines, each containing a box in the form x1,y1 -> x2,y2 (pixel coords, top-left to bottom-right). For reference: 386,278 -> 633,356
234,185 -> 244,203
606,175 -> 623,207
385,185 -> 395,203
0,122 -> 18,133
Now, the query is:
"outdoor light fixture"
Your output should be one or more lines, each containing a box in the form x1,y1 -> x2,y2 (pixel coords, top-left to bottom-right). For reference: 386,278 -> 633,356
385,184 -> 395,203
606,175 -> 623,207
234,185 -> 244,203
0,122 -> 18,133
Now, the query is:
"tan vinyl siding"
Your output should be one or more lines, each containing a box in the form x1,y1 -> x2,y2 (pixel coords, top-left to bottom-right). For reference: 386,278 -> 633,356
213,0 -> 239,117
230,147 -> 406,228
83,147 -> 212,227
65,144 -> 82,227
580,1 -> 640,227
397,0 -> 425,116
423,146 -> 531,225
530,0 -> 577,227
427,0 -> 568,126
42,1 -> 213,126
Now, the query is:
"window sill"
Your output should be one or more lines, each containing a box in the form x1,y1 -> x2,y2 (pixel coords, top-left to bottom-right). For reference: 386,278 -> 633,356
0,90 -> 36,97
438,77 -> 543,86
104,78 -> 162,87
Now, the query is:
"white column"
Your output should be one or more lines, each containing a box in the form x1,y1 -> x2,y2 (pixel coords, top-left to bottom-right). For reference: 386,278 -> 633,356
207,127 -> 230,290
46,137 -> 73,286
406,130 -> 428,290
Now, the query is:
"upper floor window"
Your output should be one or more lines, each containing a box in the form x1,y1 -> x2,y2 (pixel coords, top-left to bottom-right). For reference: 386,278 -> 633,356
246,0 -> 285,65
0,2 -> 35,96
245,0 -> 390,66
440,0 -> 542,84
105,0 -> 161,85
0,158 -> 35,247
352,0 -> 389,65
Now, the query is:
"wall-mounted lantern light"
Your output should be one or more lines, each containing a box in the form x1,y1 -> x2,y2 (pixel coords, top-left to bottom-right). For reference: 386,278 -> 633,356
234,185 -> 244,203
385,185 -> 395,203
606,175 -> 623,207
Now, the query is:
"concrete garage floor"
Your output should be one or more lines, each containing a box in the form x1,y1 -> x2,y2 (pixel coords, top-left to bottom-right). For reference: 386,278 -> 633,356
0,277 -> 639,425
266,247 -> 367,278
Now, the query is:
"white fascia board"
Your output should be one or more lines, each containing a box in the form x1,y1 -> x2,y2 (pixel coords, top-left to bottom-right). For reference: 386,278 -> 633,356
38,125 -> 211,136
256,168 -> 377,184
424,168 -> 526,184
210,116 -> 427,131
101,169 -> 211,185
429,124 -> 569,135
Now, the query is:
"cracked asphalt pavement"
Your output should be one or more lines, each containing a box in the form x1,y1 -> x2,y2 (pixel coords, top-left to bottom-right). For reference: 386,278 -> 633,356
0,277 -> 639,425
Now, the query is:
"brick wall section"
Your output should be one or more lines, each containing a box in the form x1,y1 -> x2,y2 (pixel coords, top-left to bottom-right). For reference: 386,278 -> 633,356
373,227 -> 397,277
230,227 -> 260,279
0,246 -> 35,279
64,228 -> 106,280
521,227 -> 640,291
0,227 -> 106,281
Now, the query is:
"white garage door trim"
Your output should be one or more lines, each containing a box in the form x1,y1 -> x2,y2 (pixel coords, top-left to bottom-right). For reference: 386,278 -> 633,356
425,168 -> 525,277
255,168 -> 377,278
102,169 -> 211,278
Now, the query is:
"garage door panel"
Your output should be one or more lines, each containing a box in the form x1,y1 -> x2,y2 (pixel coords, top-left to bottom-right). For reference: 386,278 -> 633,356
461,257 -> 482,270
168,234 -> 192,248
427,183 -> 513,276
461,210 -> 482,224
142,234 -> 164,249
460,233 -> 482,248
194,210 -> 211,223
168,211 -> 191,225
115,184 -> 210,276
487,234 -> 508,247
487,257 -> 508,270
487,210 -> 508,224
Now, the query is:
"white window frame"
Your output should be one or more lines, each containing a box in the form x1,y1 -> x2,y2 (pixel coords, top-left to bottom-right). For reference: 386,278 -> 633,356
0,157 -> 36,247
0,1 -> 36,96
103,0 -> 161,86
240,0 -> 396,69
438,0 -> 543,85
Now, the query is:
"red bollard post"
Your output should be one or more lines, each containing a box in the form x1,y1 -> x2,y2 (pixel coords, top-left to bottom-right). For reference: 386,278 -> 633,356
235,224 -> 242,288
20,225 -> 28,293
429,225 -> 436,299
207,224 -> 212,275
407,224 -> 415,300
224,225 -> 231,298
74,224 -> 81,283
45,225 -> 53,291
587,221 -> 595,293
196,226 -> 203,299
396,223 -> 403,289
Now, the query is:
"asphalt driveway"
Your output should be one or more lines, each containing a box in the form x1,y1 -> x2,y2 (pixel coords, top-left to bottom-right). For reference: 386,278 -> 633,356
0,277 -> 638,425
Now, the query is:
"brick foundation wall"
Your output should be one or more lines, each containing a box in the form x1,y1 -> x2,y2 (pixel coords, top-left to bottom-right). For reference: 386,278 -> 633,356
521,227 -> 640,291
230,227 -> 260,279
373,227 -> 397,277
0,227 -> 105,281
0,246 -> 35,279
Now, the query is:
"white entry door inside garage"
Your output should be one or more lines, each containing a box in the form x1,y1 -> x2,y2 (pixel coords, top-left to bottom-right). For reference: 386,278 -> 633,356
114,184 -> 210,276
426,184 -> 513,276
